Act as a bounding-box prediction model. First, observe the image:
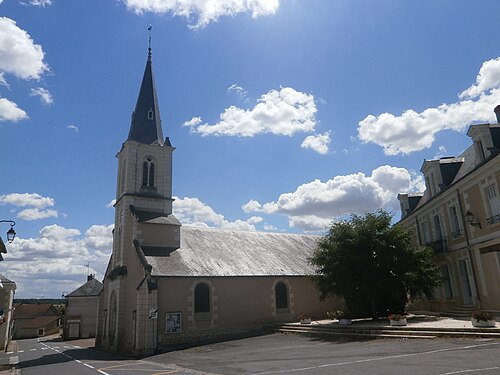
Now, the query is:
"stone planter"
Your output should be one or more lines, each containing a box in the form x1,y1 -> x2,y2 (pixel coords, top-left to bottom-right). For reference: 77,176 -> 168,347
471,318 -> 496,328
338,319 -> 352,325
390,318 -> 407,326
300,318 -> 311,324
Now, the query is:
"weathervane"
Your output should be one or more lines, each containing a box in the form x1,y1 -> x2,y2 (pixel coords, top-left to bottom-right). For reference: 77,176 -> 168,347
148,24 -> 152,61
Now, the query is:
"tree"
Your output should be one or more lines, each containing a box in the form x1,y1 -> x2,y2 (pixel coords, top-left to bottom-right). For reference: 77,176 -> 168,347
309,210 -> 441,318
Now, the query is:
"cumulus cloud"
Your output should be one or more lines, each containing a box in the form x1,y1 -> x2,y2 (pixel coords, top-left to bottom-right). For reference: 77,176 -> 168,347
30,87 -> 53,105
17,208 -> 58,221
0,192 -> 59,221
0,17 -> 48,80
1,224 -> 112,298
244,165 -> 421,231
173,196 -> 257,231
358,57 -> 500,155
106,199 -> 116,208
301,131 -> 331,154
0,17 -> 49,122
184,116 -> 202,127
122,0 -> 279,29
67,124 -> 79,132
0,98 -> 28,122
187,87 -> 317,137
0,193 -> 54,208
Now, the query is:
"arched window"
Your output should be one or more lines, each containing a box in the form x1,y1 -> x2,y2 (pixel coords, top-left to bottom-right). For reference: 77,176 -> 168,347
142,157 -> 155,187
194,283 -> 210,313
109,291 -> 117,341
147,108 -> 154,120
275,282 -> 288,309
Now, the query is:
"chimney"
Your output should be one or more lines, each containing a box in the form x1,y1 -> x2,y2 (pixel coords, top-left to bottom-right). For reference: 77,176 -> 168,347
495,105 -> 500,123
87,274 -> 94,282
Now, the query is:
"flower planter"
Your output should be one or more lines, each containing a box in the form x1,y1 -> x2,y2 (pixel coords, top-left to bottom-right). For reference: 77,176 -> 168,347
471,318 -> 496,328
300,318 -> 312,324
390,318 -> 407,326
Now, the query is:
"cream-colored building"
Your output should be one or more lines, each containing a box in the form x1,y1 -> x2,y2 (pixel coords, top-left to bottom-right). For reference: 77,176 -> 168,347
95,49 -> 335,355
0,274 -> 15,350
64,275 -> 103,339
398,107 -> 500,314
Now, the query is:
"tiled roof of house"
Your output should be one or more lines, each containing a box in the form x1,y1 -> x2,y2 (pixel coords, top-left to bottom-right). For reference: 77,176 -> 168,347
14,304 -> 60,319
143,227 -> 321,277
66,278 -> 103,298
16,315 -> 60,329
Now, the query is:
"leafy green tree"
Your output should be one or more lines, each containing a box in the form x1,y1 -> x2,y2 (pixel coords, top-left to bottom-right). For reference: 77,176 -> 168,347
309,210 -> 441,318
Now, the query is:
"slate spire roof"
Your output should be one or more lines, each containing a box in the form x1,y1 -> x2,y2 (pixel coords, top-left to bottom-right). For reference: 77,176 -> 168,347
127,46 -> 164,145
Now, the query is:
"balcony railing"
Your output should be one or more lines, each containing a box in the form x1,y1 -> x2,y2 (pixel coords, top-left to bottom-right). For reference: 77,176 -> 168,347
425,238 -> 449,254
487,214 -> 500,225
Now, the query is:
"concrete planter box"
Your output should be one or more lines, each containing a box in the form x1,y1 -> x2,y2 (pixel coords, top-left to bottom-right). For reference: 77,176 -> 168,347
471,318 -> 496,328
390,318 -> 407,326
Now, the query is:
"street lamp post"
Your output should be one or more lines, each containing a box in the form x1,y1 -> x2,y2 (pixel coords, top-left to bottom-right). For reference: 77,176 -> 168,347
0,220 -> 16,260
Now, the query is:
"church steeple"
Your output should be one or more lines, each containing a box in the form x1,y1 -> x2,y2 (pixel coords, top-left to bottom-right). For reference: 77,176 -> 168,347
127,34 -> 164,145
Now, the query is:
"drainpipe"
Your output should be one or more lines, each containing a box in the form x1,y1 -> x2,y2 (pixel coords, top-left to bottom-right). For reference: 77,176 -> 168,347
456,189 -> 482,309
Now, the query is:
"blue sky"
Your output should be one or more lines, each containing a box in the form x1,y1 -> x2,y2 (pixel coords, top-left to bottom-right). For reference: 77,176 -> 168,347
2,0 -> 500,297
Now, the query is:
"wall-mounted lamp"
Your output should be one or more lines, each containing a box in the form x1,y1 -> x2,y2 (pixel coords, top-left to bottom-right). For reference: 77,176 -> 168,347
0,220 -> 16,243
465,210 -> 481,229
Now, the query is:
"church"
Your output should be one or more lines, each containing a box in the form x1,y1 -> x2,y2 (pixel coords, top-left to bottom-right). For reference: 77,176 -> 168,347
95,46 -> 336,354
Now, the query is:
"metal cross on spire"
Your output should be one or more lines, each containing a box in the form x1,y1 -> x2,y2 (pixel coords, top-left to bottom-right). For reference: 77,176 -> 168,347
148,24 -> 152,61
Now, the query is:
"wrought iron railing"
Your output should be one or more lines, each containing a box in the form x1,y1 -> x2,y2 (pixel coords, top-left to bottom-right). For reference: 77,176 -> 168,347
425,238 -> 448,254
487,214 -> 500,225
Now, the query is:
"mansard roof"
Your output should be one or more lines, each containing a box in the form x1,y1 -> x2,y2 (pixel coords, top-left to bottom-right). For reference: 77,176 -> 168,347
127,51 -> 164,145
142,227 -> 321,277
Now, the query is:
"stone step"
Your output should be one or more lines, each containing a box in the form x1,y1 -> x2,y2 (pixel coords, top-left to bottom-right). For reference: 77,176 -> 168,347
277,328 -> 436,340
275,323 -> 500,339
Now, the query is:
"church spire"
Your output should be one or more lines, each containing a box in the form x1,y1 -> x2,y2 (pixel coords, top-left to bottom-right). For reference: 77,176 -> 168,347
127,26 -> 164,145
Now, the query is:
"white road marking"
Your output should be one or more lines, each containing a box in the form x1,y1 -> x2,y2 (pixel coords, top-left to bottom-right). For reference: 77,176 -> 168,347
6,351 -> 13,354
75,359 -> 82,364
439,368 -> 500,375
29,348 -> 36,351
41,347 -> 49,350
250,342 -> 500,375
83,363 -> 94,369
18,350 -> 24,353
98,370 -> 110,375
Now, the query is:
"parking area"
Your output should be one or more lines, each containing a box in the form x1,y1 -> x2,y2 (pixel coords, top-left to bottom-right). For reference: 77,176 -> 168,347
146,333 -> 500,375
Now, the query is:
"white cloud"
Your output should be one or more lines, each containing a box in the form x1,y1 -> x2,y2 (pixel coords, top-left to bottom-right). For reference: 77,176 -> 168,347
247,216 -> 263,224
67,124 -> 79,132
460,57 -> 500,99
188,87 -> 317,137
2,224 -> 112,298
28,0 -> 52,6
242,199 -> 262,213
228,83 -> 247,98
0,17 -> 48,80
123,0 -> 279,29
263,224 -> 277,231
30,87 -> 53,105
106,199 -> 116,208
244,165 -> 420,231
0,193 -> 54,208
173,196 -> 256,231
0,98 -> 28,122
301,131 -> 331,154
184,116 -> 202,127
0,193 -> 60,221
17,208 -> 58,220
358,57 -> 500,155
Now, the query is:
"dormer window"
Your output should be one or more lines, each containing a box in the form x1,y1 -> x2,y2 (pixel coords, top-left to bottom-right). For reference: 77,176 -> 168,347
142,157 -> 155,187
147,109 -> 154,120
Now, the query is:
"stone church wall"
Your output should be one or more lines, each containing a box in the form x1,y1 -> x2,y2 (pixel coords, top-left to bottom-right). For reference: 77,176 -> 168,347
155,275 -> 336,348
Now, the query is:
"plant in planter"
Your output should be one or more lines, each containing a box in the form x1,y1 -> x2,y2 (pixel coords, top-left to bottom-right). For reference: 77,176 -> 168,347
298,314 -> 312,324
471,311 -> 496,328
388,313 -> 408,326
328,309 -> 352,325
